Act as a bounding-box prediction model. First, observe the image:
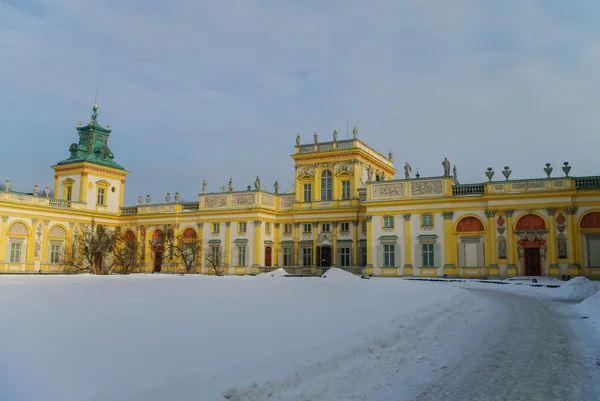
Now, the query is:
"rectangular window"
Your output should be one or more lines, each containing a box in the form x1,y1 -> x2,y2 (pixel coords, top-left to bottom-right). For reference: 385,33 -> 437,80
340,247 -> 351,267
284,223 -> 292,234
265,223 -> 271,233
422,244 -> 435,267
342,181 -> 351,200
50,244 -> 61,263
237,247 -> 247,266
9,243 -> 21,264
97,188 -> 105,205
383,215 -> 394,229
422,214 -> 433,227
362,221 -> 367,233
66,186 -> 72,201
361,247 -> 367,267
340,222 -> 349,232
303,223 -> 312,233
238,222 -> 247,233
322,223 -> 330,232
302,248 -> 312,266
283,247 -> 293,267
303,184 -> 312,202
210,246 -> 221,265
212,223 -> 220,234
384,244 -> 395,267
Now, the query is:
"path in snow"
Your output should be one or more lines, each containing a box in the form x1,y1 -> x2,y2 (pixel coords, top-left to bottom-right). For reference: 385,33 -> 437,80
226,287 -> 600,401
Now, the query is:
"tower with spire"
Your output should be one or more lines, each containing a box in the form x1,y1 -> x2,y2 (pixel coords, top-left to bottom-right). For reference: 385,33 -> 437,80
51,104 -> 128,213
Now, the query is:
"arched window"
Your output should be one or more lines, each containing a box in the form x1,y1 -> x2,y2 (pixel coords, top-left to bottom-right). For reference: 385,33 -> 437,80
321,170 -> 332,201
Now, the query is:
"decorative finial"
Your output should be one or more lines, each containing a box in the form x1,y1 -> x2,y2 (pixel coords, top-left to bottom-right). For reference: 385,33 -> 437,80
93,104 -> 98,110
174,192 -> 180,203
165,193 -> 171,202
544,163 -> 553,178
296,134 -> 301,146
106,123 -> 111,129
502,166 -> 512,181
146,194 -> 151,204
352,126 -> 358,139
77,121 -> 82,127
562,162 -> 571,177
4,180 -> 10,192
415,168 -> 420,179
138,195 -> 143,204
388,151 -> 393,162
485,167 -> 495,182
314,132 -> 318,144
333,130 -> 338,141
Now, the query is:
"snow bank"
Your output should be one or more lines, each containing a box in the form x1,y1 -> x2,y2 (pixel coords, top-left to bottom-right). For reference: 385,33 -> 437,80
322,267 -> 359,279
257,267 -> 288,277
554,277 -> 599,300
575,290 -> 600,332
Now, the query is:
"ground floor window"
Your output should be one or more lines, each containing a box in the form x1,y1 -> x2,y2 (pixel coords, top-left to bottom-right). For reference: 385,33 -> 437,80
339,247 -> 351,267
383,244 -> 395,267
50,244 -> 61,264
237,246 -> 247,266
422,244 -> 435,267
282,247 -> 293,267
361,247 -> 367,267
302,248 -> 312,266
586,235 -> 600,267
10,242 -> 23,264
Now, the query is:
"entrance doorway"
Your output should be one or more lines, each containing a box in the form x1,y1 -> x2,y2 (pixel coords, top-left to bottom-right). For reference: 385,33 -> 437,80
524,248 -> 540,276
318,246 -> 332,267
265,246 -> 272,267
154,251 -> 163,273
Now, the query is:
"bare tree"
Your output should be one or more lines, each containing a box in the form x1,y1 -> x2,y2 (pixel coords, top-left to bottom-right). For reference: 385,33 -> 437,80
163,228 -> 203,273
205,245 -> 226,276
73,218 -> 117,274
111,229 -> 138,274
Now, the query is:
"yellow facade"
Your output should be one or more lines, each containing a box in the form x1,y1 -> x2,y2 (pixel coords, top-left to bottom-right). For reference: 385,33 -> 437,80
2,107 -> 600,278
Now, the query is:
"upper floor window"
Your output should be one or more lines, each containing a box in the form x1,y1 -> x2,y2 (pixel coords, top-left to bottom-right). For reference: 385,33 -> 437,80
212,223 -> 220,234
303,223 -> 312,233
66,186 -> 72,201
50,244 -> 61,264
341,181 -> 351,200
265,223 -> 271,233
362,221 -> 367,232
322,223 -> 330,232
422,214 -> 434,227
383,215 -> 394,229
284,223 -> 293,234
9,242 -> 22,264
238,222 -> 247,233
303,184 -> 312,202
340,222 -> 350,232
321,170 -> 332,201
97,188 -> 105,205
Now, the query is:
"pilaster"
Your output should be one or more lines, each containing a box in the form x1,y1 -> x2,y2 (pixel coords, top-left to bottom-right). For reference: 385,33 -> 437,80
332,221 -> 338,266
197,223 -> 204,269
352,220 -> 359,266
0,215 -> 7,263
225,221 -> 231,267
485,210 -> 497,271
253,220 -> 262,266
403,214 -> 412,275
293,222 -> 300,266
505,210 -> 517,274
40,220 -> 50,271
366,216 -> 373,271
28,218 -> 39,271
442,211 -> 456,274
312,222 -> 319,266
273,223 -> 280,266
546,208 -> 559,272
80,172 -> 88,203
565,207 -> 580,271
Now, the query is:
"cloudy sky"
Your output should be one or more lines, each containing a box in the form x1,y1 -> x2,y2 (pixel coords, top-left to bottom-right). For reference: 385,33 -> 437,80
2,0 -> 600,204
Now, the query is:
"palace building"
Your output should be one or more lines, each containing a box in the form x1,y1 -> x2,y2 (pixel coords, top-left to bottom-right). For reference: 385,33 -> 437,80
2,104 -> 600,278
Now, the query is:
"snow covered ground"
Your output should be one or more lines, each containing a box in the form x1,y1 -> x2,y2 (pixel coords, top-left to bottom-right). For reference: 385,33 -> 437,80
0,271 -> 598,401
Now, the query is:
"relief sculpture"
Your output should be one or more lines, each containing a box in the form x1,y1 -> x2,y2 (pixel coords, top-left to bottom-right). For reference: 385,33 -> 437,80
281,196 -> 294,209
205,195 -> 227,208
231,194 -> 254,207
372,183 -> 403,198
511,181 -> 545,190
410,180 -> 443,196
261,194 -> 275,207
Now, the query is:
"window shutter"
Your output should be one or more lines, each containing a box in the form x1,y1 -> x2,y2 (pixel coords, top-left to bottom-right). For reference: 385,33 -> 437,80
477,243 -> 485,267
395,244 -> 400,268
458,243 -> 466,268
414,244 -> 422,268
278,248 -> 283,266
377,245 -> 383,267
336,247 -> 341,268
434,243 -> 442,267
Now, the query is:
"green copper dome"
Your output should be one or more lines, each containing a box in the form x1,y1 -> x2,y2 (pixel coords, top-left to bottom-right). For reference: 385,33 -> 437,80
56,104 -> 125,170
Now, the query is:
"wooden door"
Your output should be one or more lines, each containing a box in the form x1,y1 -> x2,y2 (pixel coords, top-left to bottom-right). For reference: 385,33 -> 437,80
154,251 -> 163,272
524,248 -> 540,276
265,246 -> 272,267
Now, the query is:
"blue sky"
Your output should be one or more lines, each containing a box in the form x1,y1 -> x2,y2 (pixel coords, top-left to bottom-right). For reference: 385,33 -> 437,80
2,0 -> 600,204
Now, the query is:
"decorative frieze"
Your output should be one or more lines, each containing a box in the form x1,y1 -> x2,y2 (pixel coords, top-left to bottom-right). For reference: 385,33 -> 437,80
280,196 -> 294,209
231,194 -> 254,207
410,180 -> 443,196
511,181 -> 545,190
260,194 -> 275,207
372,182 -> 404,198
205,195 -> 227,208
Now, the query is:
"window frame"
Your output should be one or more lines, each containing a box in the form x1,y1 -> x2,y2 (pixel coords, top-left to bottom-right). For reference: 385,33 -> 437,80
421,214 -> 434,228
339,247 -> 351,267
237,246 -> 247,266
284,223 -> 292,235
303,183 -> 312,202
283,247 -> 293,267
383,215 -> 395,229
422,243 -> 435,267
383,244 -> 395,267
97,187 -> 106,206
341,180 -> 351,200
212,223 -> 220,234
340,222 -> 350,232
322,223 -> 330,233
321,170 -> 332,201
9,241 -> 23,264
303,223 -> 312,233
238,222 -> 247,233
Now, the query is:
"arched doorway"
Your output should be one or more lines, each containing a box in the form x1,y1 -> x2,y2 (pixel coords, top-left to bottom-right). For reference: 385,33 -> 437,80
581,212 -> 600,269
456,216 -> 485,269
265,246 -> 272,267
151,229 -> 164,273
515,214 -> 547,276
